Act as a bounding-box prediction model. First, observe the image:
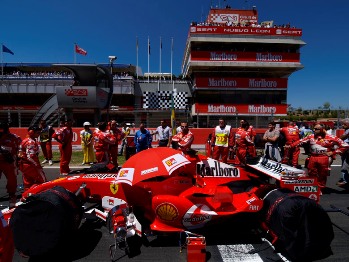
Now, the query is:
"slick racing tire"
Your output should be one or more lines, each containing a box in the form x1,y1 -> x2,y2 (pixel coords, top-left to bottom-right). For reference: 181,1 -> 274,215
10,186 -> 83,258
261,188 -> 334,262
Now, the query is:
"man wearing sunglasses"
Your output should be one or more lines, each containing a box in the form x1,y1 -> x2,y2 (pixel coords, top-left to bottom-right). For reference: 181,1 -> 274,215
286,124 -> 349,192
171,122 -> 194,154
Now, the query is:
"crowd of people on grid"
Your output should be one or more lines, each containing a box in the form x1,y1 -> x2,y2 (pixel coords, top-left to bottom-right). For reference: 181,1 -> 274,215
260,120 -> 349,193
1,117 -> 349,208
208,118 -> 349,193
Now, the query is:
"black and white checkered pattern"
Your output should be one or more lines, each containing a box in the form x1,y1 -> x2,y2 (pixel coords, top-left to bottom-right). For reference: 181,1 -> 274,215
143,91 -> 188,109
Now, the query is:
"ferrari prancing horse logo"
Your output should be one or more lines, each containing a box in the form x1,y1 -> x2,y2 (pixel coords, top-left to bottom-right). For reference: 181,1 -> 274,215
110,183 -> 119,194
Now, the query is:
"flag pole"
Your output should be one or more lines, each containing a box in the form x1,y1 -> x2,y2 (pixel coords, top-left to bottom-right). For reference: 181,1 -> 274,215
147,36 -> 150,83
159,36 -> 162,82
170,37 -> 173,82
136,36 -> 139,80
74,43 -> 76,64
1,44 -> 3,77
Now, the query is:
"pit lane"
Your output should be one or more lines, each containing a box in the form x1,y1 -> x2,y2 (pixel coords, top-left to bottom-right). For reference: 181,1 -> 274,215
1,162 -> 348,262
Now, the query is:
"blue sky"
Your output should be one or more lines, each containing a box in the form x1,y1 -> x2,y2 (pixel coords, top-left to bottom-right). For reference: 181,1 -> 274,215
1,0 -> 348,110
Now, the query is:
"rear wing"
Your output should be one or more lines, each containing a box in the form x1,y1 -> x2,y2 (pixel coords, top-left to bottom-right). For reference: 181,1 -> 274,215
247,157 -> 305,181
247,157 -> 321,202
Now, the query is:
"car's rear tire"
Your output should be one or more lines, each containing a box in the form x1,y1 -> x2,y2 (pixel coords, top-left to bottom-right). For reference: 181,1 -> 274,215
260,188 -> 333,261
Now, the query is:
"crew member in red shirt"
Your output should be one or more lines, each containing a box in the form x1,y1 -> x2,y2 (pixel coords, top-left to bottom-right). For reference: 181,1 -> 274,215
234,122 -> 255,166
0,122 -> 21,208
0,210 -> 14,262
107,120 -> 123,166
52,119 -> 73,176
288,123 -> 349,190
280,121 -> 301,167
211,118 -> 234,163
94,122 -> 116,164
19,126 -> 47,191
239,120 -> 257,157
171,122 -> 194,154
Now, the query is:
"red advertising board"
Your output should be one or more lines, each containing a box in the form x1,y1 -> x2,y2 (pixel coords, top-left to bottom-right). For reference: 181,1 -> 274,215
190,26 -> 302,36
191,51 -> 300,63
207,8 -> 258,24
194,103 -> 288,115
0,106 -> 40,110
195,77 -> 287,89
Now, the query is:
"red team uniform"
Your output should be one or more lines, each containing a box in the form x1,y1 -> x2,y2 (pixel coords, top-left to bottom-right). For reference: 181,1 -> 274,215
52,121 -> 73,175
0,210 -> 14,262
172,130 -> 194,153
19,127 -> 47,191
0,123 -> 21,207
290,131 -> 349,189
234,127 -> 254,166
107,121 -> 123,166
280,123 -> 301,167
246,125 -> 257,157
94,127 -> 116,164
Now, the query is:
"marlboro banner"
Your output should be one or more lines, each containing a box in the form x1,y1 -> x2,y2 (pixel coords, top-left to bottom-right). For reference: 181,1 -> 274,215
194,103 -> 288,116
195,77 -> 287,89
191,51 -> 300,63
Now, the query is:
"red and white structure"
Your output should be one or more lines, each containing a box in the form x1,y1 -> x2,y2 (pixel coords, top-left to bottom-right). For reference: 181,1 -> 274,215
181,7 -> 305,124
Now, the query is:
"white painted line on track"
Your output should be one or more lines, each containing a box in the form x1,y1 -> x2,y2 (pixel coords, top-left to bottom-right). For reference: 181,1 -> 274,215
218,244 -> 263,262
261,238 -> 290,262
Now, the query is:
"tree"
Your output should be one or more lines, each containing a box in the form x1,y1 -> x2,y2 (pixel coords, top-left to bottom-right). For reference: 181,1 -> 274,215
323,102 -> 331,111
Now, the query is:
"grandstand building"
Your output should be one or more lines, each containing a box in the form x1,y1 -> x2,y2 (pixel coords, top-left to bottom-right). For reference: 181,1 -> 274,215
181,6 -> 305,127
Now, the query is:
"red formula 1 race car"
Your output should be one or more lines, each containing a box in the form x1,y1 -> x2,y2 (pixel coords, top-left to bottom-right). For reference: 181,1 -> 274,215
3,148 -> 333,261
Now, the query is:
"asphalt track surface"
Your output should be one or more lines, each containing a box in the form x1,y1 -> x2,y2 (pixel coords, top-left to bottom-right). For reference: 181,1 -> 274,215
1,156 -> 348,262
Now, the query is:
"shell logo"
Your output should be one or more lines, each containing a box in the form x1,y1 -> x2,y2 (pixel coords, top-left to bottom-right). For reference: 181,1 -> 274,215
119,170 -> 128,177
165,158 -> 177,167
156,203 -> 179,222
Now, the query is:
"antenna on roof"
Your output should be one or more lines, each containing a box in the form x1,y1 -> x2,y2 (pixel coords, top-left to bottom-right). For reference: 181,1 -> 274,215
244,0 -> 250,9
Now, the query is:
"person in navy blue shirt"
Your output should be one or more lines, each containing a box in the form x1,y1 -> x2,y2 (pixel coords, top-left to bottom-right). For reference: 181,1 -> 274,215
134,123 -> 152,153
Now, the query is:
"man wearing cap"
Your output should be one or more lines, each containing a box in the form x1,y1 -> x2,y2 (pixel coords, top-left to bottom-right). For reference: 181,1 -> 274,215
39,119 -> 55,166
0,122 -> 21,208
80,121 -> 95,165
52,119 -> 73,176
18,126 -> 47,191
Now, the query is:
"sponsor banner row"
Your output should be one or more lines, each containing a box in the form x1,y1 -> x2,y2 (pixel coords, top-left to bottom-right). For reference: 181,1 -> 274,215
191,51 -> 300,63
195,77 -> 287,89
194,103 -> 287,115
190,26 -> 302,36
